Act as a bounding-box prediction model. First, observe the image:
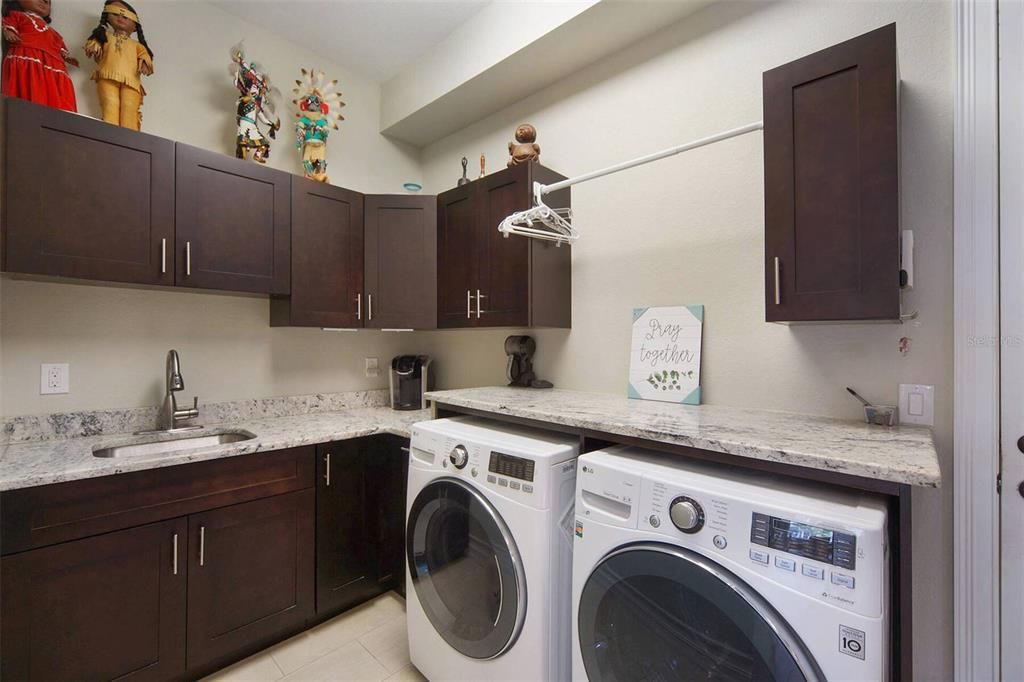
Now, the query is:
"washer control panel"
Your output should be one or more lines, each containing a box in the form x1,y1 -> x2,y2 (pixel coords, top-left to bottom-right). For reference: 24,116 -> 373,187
577,449 -> 887,620
409,419 -> 579,511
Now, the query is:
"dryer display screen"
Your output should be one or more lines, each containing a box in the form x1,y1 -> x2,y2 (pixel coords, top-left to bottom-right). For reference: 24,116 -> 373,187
488,451 -> 536,482
750,512 -> 857,570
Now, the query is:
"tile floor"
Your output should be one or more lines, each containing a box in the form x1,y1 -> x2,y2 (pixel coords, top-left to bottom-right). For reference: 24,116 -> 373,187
202,592 -> 426,682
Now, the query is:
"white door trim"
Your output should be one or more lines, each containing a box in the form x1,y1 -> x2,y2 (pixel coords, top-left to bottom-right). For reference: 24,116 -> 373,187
953,0 -> 1001,680
999,0 -> 1024,677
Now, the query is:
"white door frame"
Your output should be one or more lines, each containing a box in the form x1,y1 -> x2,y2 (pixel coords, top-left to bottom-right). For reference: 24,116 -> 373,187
953,0 -> 1001,680
999,0 -> 1024,678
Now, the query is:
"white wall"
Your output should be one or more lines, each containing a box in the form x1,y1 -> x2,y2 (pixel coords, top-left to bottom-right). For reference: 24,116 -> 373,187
0,0 -> 423,416
417,1 -> 953,677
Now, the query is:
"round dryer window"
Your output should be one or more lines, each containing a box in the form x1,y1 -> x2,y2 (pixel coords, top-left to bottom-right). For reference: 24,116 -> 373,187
407,477 -> 527,660
578,544 -> 825,682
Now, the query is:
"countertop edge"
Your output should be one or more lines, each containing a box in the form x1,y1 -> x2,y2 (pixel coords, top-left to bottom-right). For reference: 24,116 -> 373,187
0,409 -> 426,492
427,390 -> 942,489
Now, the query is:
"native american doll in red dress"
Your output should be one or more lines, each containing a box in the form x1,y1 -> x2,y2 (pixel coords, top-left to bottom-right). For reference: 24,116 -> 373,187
1,0 -> 78,111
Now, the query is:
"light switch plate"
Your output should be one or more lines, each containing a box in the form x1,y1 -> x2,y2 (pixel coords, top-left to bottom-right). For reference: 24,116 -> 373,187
898,383 -> 934,426
365,357 -> 380,377
41,363 -> 69,394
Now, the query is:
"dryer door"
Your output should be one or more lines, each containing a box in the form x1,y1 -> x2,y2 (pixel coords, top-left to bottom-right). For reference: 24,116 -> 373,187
407,477 -> 526,660
578,543 -> 824,682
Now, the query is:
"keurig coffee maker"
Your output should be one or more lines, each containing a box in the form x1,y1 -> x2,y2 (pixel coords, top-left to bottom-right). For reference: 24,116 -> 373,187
390,355 -> 433,410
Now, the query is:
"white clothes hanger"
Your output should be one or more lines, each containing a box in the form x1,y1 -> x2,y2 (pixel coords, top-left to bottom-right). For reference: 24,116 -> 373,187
498,121 -> 764,245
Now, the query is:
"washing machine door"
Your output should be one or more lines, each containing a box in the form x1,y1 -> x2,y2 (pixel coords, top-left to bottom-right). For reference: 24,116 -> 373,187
407,477 -> 527,660
578,543 -> 824,682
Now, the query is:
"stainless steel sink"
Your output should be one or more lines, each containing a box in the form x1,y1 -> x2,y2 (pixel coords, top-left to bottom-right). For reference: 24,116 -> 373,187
92,430 -> 257,458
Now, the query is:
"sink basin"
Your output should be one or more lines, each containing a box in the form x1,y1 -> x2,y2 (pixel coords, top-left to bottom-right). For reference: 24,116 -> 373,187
93,430 -> 257,458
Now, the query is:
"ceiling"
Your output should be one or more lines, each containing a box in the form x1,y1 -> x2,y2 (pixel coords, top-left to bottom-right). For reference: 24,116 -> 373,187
212,0 -> 491,83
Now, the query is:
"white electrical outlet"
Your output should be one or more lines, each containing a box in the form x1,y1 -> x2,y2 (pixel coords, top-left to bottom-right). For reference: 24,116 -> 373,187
40,363 -> 69,395
898,383 -> 934,426
365,357 -> 380,377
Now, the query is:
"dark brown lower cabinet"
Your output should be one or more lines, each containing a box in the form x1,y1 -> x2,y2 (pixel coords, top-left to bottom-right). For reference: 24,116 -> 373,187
187,489 -> 315,673
316,436 -> 409,615
369,435 -> 410,598
0,440 -> 407,681
0,518 -> 187,682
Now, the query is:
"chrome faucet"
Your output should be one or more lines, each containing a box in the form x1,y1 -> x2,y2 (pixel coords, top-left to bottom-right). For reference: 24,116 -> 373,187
158,349 -> 200,431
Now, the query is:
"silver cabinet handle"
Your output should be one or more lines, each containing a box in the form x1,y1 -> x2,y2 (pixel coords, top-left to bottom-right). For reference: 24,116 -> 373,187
773,257 -> 781,305
161,238 -> 167,275
186,241 -> 192,277
172,532 -> 179,575
476,289 -> 486,318
324,452 -> 331,487
466,290 -> 472,319
356,293 -> 362,321
199,525 -> 205,566
368,294 -> 373,322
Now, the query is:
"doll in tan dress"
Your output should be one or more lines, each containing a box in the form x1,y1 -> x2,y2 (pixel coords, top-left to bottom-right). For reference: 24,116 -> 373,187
83,0 -> 152,130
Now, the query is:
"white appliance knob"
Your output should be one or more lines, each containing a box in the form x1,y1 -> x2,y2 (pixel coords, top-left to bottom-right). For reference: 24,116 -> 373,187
449,445 -> 469,469
669,497 -> 704,533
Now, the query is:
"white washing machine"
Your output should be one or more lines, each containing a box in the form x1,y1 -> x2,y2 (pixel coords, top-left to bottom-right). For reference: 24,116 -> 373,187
572,447 -> 889,682
406,417 -> 580,681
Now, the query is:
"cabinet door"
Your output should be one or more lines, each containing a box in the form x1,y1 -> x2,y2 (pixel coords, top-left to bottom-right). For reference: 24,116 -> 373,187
763,24 -> 900,322
477,165 -> 530,327
274,178 -> 364,327
316,441 -> 381,614
175,144 -> 291,294
365,195 -> 437,330
367,435 -> 410,597
437,183 -> 480,328
187,490 -> 314,671
2,97 -> 174,285
1,518 -> 187,681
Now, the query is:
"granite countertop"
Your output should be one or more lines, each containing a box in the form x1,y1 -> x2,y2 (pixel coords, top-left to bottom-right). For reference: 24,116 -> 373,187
425,387 -> 941,488
0,406 -> 430,492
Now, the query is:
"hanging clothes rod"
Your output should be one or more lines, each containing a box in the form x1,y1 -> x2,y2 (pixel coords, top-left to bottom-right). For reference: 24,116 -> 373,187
540,120 -> 764,195
499,120 -> 765,244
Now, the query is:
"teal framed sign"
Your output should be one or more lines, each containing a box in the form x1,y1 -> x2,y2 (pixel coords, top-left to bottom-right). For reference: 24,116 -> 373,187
628,305 -> 704,405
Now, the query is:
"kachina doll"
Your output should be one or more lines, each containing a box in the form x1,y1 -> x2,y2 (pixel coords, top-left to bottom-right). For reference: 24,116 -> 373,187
230,44 -> 280,163
1,0 -> 78,111
292,68 -> 344,183
83,0 -> 152,130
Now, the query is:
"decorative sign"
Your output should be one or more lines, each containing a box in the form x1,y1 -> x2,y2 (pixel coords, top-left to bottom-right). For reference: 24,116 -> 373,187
628,305 -> 704,405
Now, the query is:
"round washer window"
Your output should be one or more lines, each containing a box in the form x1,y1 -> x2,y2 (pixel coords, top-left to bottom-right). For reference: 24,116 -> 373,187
578,543 -> 824,682
407,477 -> 526,659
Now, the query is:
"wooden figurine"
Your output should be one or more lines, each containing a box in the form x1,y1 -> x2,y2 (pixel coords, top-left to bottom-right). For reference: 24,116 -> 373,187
292,68 -> 344,183
83,0 -> 152,130
230,44 -> 280,163
1,0 -> 78,111
507,123 -> 540,166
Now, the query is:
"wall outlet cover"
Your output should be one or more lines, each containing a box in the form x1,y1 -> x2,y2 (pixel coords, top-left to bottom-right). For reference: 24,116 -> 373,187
41,363 -> 70,395
898,383 -> 934,426
365,357 -> 380,377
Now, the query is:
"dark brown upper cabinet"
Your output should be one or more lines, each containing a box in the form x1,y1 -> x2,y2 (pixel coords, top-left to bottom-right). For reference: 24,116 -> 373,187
763,24 -> 900,322
1,97 -> 175,285
175,144 -> 291,295
1,517 -> 188,682
437,162 -> 572,329
365,195 -> 437,329
271,178 -> 364,327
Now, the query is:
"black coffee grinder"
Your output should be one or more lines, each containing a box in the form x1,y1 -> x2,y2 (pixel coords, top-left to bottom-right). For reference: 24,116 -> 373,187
505,335 -> 553,389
